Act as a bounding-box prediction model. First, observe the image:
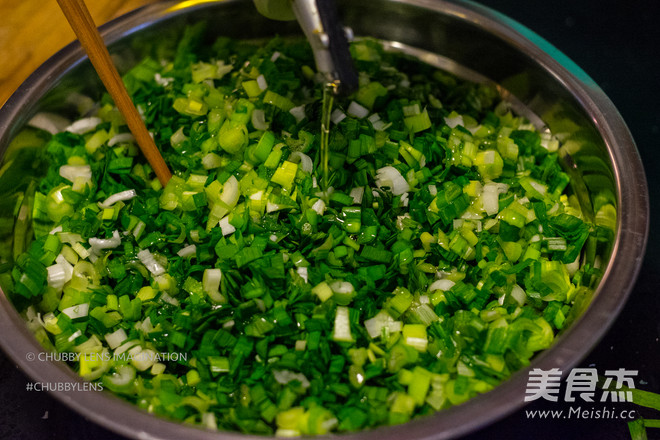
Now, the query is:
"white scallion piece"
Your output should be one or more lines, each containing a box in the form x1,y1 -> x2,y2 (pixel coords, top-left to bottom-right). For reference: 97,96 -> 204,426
59,165 -> 92,184
159,292 -> 180,306
540,131 -> 560,152
46,254 -> 74,291
372,120 -> 392,131
402,103 -> 421,116
177,244 -> 197,258
108,133 -> 135,147
65,117 -> 102,134
203,268 -> 226,303
400,192 -> 409,207
131,347 -> 157,371
375,166 -> 410,195
150,363 -> 166,375
288,151 -> 313,173
251,108 -> 268,130
333,306 -> 354,342
289,105 -> 306,123
220,175 -> 240,207
98,189 -> 137,209
61,303 -> 89,320
331,108 -> 346,124
396,213 -> 412,230
297,267 -> 309,283
170,126 -> 187,149
68,329 -> 82,342
510,284 -> 527,305
137,249 -> 166,276
202,152 -> 223,170
349,186 -> 364,204
202,412 -> 218,431
215,60 -> 233,79
429,279 -> 456,292
219,216 -> 236,236
330,280 -> 355,295
444,114 -> 464,128
405,335 -> 428,352
311,198 -> 326,215
273,370 -> 311,388
89,230 -> 121,251
364,310 -> 402,339
28,112 -> 70,134
347,101 -> 369,119
114,339 -> 140,356
529,179 -> 547,196
410,303 -> 439,326
136,316 -> 154,334
154,73 -> 174,87
256,74 -> 268,91
266,202 -> 281,213
482,186 -> 500,216
46,264 -> 68,290
104,328 -> 128,349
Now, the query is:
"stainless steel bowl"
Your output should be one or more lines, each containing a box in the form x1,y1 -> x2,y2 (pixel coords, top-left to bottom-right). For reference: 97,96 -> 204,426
0,1 -> 648,439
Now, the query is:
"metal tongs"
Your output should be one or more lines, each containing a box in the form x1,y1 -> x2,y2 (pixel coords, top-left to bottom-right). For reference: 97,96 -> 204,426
253,0 -> 358,94
291,0 -> 359,96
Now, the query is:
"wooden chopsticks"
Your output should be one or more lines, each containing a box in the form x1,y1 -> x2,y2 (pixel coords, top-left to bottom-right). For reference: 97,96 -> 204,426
56,0 -> 172,186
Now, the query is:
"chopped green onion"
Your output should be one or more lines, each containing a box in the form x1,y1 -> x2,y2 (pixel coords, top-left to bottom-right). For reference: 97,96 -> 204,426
3,33 -> 598,436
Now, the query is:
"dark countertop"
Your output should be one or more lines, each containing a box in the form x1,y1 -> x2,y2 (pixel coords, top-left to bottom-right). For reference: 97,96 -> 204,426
1,1 -> 659,439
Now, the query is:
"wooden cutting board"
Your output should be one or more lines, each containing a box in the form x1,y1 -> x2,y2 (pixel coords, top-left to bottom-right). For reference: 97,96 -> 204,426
0,0 -> 155,106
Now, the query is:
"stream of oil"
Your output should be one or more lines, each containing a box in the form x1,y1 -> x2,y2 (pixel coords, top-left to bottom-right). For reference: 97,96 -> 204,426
320,82 -> 337,191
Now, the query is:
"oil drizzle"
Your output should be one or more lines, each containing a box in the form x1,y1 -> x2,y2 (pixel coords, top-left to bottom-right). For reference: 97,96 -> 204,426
320,81 -> 337,191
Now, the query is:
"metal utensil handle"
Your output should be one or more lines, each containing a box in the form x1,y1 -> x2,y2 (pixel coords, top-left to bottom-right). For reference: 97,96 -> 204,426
292,0 -> 358,96
315,0 -> 358,95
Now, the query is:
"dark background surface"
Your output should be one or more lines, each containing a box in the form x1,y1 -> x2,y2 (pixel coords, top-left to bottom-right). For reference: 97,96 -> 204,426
1,0 -> 659,439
